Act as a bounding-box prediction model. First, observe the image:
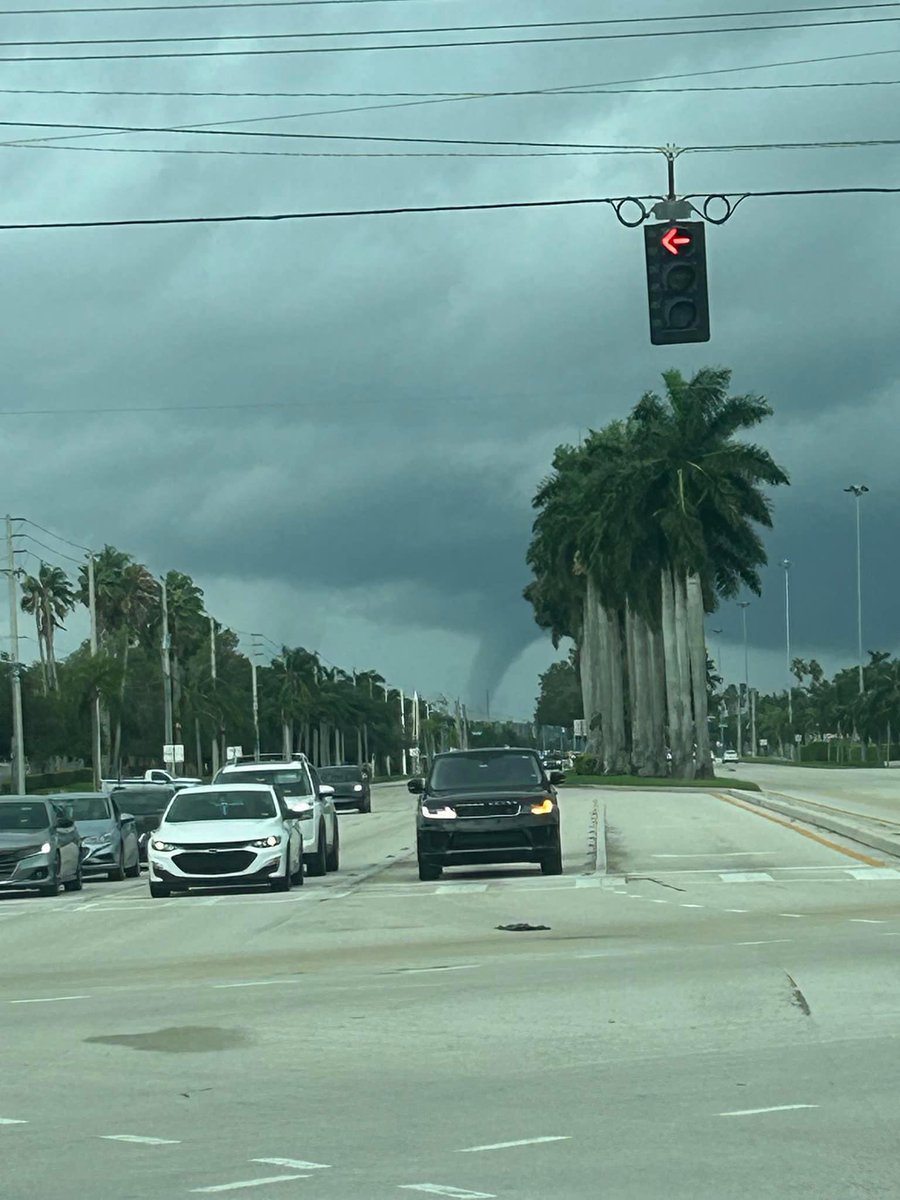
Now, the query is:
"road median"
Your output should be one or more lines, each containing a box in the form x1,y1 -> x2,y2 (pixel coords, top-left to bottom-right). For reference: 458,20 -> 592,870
725,787 -> 900,862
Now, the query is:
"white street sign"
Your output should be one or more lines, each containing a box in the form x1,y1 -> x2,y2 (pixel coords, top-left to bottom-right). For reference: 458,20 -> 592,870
573,719 -> 586,737
163,743 -> 185,765
226,745 -> 243,761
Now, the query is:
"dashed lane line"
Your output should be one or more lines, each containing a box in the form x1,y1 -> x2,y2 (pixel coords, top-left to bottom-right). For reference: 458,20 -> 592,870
458,1136 -> 571,1153
399,1188 -> 496,1198
190,1176 -> 310,1193
251,1159 -> 330,1171
719,1105 -> 819,1117
101,1135 -> 181,1145
734,939 -> 793,946
8,995 -> 89,1004
0,1118 -> 27,1125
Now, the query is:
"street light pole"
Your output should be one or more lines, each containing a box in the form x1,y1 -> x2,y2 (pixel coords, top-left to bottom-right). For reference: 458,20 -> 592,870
782,559 -> 793,727
160,575 -> 174,757
738,601 -> 750,758
844,485 -> 869,694
5,516 -> 25,794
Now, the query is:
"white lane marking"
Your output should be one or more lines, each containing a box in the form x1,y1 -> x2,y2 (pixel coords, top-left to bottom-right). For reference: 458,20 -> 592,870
648,898 -> 669,904
653,852 -> 780,858
849,919 -> 885,924
8,995 -> 89,1004
778,914 -> 805,919
458,1136 -> 571,1153
399,1187 -> 496,1198
191,1176 -> 309,1193
720,1105 -> 819,1117
212,981 -> 303,990
882,931 -> 900,936
735,939 -> 793,946
101,1135 -> 181,1145
680,904 -> 705,909
435,884 -> 489,894
574,877 -> 603,888
719,872 -> 775,882
398,965 -> 479,975
847,868 -> 900,879
0,1118 -> 27,1125
252,1159 -> 330,1170
725,909 -> 749,913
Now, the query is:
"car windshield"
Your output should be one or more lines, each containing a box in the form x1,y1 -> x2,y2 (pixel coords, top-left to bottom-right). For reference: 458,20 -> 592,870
165,790 -> 278,822
217,768 -> 312,797
57,796 -> 111,822
428,753 -> 544,792
110,789 -> 172,814
0,802 -> 50,831
319,767 -> 362,783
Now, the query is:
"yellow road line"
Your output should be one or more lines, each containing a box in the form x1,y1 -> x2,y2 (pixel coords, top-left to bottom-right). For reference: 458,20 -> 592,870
712,791 -> 887,867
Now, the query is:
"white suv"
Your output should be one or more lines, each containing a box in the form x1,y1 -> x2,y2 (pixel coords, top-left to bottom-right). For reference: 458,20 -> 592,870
147,783 -> 305,897
213,756 -> 339,877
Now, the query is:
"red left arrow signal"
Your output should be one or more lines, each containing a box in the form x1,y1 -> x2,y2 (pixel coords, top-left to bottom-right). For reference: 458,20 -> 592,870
661,228 -> 691,256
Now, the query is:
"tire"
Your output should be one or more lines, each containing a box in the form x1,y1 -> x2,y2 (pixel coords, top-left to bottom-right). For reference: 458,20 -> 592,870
63,859 -> 83,892
149,881 -> 171,898
358,797 -> 371,814
291,847 -> 305,887
418,857 -> 442,882
38,855 -> 61,897
125,852 -> 141,879
108,851 -> 126,883
541,840 -> 564,876
306,825 -> 328,877
325,819 -> 340,872
270,862 -> 292,893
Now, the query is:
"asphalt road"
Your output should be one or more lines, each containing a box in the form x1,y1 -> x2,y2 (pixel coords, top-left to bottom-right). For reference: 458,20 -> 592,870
726,760 -> 900,827
2,779 -> 899,1199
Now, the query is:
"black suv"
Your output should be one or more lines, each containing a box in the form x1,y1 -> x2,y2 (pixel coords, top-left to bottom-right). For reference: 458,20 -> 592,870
409,747 -> 564,882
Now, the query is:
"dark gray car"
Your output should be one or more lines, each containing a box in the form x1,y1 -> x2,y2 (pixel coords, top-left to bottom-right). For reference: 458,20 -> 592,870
0,798 -> 83,896
49,792 -> 141,881
317,765 -> 371,813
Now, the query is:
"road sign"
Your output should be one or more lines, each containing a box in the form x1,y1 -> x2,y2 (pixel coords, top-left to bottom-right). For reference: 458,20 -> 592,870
226,745 -> 243,760
644,221 -> 710,345
759,739 -> 768,748
573,719 -> 586,737
163,743 -> 185,765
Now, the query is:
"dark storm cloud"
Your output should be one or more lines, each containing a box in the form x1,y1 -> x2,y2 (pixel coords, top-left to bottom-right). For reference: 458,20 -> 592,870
1,1 -> 898,707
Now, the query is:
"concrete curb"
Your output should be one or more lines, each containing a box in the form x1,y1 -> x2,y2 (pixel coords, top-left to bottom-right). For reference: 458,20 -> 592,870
587,799 -> 608,876
726,788 -> 900,861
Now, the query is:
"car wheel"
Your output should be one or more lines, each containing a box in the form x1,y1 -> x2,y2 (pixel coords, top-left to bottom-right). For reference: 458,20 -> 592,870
359,797 -> 371,813
63,859 -> 83,892
541,840 -> 564,876
108,851 -> 126,882
325,819 -> 340,872
125,852 -> 141,878
417,857 -> 442,882
306,825 -> 328,877
38,855 -> 61,897
149,881 -> 171,898
270,862 -> 292,892
291,847 -> 305,887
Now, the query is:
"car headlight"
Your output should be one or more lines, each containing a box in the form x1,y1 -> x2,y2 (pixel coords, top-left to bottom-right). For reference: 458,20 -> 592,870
40,841 -> 52,855
421,805 -> 456,819
530,798 -> 556,815
151,839 -> 177,852
353,784 -> 363,792
249,835 -> 281,848
84,833 -> 114,846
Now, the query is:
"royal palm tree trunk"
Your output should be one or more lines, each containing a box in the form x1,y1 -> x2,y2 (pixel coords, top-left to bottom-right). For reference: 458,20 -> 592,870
44,600 -> 59,691
195,717 -> 203,778
357,726 -> 363,765
686,572 -> 713,777
282,719 -> 292,761
582,577 -> 605,758
604,606 -> 629,775
34,613 -> 48,695
661,567 -> 690,777
627,605 -> 659,777
672,570 -> 696,779
647,622 -> 669,776
112,636 -> 130,773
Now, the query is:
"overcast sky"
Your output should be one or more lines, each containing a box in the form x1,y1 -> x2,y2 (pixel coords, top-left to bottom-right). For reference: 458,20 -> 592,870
0,0 -> 897,718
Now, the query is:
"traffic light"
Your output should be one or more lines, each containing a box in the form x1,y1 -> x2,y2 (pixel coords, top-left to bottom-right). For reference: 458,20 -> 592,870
643,221 -> 710,345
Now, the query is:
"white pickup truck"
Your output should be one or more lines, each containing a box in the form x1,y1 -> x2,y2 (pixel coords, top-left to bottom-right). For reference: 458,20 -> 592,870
101,768 -> 202,794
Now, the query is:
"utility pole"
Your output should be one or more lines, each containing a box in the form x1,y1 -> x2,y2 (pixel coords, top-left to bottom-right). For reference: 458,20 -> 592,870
844,485 -> 869,694
209,615 -> 219,778
87,552 -> 102,789
160,574 -> 174,758
251,658 -> 260,761
399,688 -> 408,775
6,516 -> 25,794
781,559 -> 793,735
750,687 -> 757,758
737,601 -> 750,758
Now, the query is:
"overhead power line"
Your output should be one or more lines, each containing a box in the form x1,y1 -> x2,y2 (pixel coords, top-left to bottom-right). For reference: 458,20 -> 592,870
0,188 -> 895,235
2,14 -> 900,61
14,517 -> 92,554
5,4 -> 900,48
4,0 -> 897,15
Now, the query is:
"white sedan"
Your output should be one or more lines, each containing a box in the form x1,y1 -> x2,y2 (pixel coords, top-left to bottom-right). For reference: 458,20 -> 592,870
147,784 -> 306,898
722,749 -> 739,763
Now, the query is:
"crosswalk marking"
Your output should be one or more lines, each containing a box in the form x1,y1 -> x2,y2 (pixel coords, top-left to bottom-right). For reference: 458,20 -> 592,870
719,872 -> 775,882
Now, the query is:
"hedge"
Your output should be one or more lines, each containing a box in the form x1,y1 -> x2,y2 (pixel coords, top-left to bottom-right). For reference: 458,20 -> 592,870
1,768 -> 93,794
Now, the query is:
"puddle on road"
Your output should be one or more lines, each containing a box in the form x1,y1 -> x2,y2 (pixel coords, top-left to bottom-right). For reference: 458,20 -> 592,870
85,1026 -> 249,1053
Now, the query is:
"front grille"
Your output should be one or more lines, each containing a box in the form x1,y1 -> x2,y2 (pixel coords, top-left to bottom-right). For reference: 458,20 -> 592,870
451,831 -> 530,850
174,841 -> 250,851
0,846 -> 41,867
173,850 -> 255,875
453,801 -> 521,818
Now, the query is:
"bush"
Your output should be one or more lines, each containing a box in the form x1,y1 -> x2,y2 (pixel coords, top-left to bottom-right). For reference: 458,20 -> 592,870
573,753 -> 603,775
1,768 -> 94,794
800,740 -> 896,765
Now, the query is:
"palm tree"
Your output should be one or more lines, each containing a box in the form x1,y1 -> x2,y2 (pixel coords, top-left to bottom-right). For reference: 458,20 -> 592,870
20,563 -> 76,693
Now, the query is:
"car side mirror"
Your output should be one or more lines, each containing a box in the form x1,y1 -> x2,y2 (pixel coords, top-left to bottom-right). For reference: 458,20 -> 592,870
57,816 -> 75,829
407,778 -> 425,794
318,784 -> 335,798
549,771 -> 566,784
287,801 -> 314,817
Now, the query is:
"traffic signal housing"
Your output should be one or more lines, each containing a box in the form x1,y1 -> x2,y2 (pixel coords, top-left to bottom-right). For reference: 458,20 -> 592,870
644,221 -> 710,345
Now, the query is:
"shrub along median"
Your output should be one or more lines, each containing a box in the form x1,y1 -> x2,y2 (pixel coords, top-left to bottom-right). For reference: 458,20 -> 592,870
560,774 -> 761,792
